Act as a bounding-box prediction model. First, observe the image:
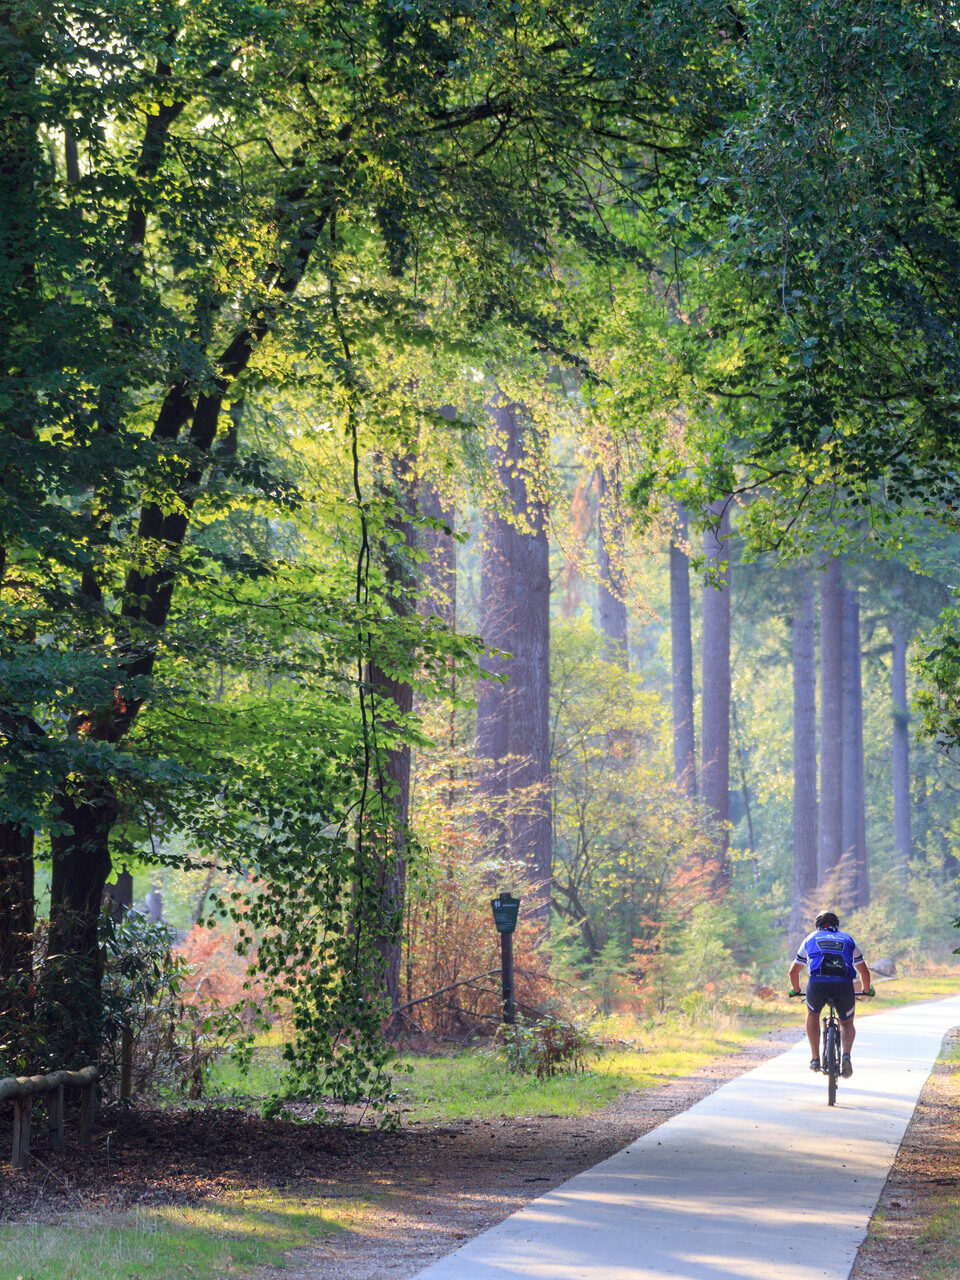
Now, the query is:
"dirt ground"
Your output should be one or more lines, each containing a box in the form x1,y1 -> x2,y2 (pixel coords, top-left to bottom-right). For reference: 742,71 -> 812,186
0,1026 -> 799,1275
850,1027 -> 960,1280
2,1023 -> 958,1280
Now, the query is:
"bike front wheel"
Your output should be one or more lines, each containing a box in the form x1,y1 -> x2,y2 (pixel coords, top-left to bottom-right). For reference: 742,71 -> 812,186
825,1022 -> 840,1106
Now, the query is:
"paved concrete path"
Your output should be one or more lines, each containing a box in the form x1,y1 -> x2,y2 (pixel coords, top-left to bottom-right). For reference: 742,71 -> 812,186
412,994 -> 960,1280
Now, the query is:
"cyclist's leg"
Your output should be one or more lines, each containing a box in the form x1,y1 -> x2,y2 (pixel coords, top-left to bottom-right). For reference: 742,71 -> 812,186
836,981 -> 857,1075
806,1008 -> 821,1058
840,1016 -> 856,1055
805,981 -> 829,1064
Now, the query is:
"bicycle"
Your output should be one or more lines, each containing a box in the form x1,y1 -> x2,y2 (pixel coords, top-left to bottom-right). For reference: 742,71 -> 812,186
789,988 -> 874,1106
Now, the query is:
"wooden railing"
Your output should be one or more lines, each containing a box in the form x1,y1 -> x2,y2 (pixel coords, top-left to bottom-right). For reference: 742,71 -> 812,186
0,1066 -> 98,1171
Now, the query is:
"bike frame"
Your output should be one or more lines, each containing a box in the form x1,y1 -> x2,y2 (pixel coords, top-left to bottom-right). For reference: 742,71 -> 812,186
821,997 -> 842,1106
790,989 -> 872,1106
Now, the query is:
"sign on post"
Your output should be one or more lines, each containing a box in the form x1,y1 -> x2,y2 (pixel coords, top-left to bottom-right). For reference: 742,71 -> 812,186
491,893 -> 520,1024
491,893 -> 520,934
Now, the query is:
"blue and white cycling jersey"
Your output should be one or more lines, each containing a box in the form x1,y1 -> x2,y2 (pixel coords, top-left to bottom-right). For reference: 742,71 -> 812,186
796,929 -> 864,981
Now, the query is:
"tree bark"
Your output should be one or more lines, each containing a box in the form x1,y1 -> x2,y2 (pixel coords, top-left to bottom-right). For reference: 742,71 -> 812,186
913,756 -> 929,866
791,570 -> 818,937
670,503 -> 697,797
416,439 -> 457,784
368,457 -> 417,1011
891,615 -> 912,878
596,465 -> 628,668
701,499 -> 731,887
1,5 -> 39,319
45,780 -> 118,1059
841,584 -> 869,909
818,559 -> 844,887
0,822 -> 34,1026
475,423 -> 514,863
416,409 -> 457,629
476,395 -> 551,920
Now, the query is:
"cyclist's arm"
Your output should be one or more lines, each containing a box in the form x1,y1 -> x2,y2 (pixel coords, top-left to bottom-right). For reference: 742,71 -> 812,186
855,960 -> 871,993
788,961 -> 803,993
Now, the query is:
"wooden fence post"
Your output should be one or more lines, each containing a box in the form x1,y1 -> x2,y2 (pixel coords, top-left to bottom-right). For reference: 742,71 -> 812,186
12,1095 -> 32,1171
2,1066 -> 98,1168
49,1083 -> 65,1152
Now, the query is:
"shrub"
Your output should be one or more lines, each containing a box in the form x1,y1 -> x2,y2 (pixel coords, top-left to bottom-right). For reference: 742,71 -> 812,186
101,912 -> 245,1099
492,1015 -> 598,1079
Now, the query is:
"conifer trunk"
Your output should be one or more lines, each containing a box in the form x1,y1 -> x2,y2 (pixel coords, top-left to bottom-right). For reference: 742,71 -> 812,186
369,458 -> 417,1011
818,560 -> 844,886
476,421 -> 514,863
891,615 -> 912,877
841,584 -> 869,908
791,570 -> 817,936
596,465 -> 628,668
417,482 -> 456,628
417,408 -> 457,629
476,396 -> 551,919
701,499 -> 731,886
670,503 -> 696,796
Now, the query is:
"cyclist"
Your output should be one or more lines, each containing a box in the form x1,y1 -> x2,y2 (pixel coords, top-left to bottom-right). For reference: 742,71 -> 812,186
789,910 -> 871,1078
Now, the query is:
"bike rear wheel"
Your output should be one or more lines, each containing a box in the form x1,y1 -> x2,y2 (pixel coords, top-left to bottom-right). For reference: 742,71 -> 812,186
825,1021 -> 840,1106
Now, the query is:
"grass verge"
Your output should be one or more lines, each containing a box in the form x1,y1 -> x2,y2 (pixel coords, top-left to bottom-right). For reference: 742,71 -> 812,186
391,1003 -> 792,1122
0,1190 -> 369,1280
206,968 -> 960,1123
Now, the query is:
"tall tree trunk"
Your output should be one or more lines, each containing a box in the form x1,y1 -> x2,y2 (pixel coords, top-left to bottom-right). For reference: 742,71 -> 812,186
818,559 -> 844,888
596,465 -> 628,668
416,438 -> 457,805
475,431 -> 514,864
476,395 -> 551,921
1,5 -> 39,332
670,503 -> 696,797
417,407 -> 457,629
891,615 -> 912,877
1,13 -> 41,1026
701,499 -> 731,887
46,780 -> 118,1060
0,822 -> 35,1032
507,465 -> 552,922
939,828 -> 959,886
368,458 -> 417,1011
913,756 -> 929,866
417,484 -> 456,627
791,570 -> 817,937
368,656 -> 413,1012
841,584 -> 869,909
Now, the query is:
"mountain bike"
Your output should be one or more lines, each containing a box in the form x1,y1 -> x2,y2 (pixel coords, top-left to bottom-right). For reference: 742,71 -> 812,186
789,989 -> 874,1106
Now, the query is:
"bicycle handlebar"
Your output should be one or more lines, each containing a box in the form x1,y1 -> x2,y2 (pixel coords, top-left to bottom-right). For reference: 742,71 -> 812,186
788,988 -> 876,998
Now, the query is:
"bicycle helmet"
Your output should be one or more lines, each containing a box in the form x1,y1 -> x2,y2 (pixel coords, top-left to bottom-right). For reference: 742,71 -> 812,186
815,910 -> 840,931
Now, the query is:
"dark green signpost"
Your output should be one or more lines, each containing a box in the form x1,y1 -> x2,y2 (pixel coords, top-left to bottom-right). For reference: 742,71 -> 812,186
490,893 -> 520,1025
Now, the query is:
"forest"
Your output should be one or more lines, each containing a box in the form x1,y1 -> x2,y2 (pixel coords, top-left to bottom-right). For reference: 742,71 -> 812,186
4,0 -> 960,1123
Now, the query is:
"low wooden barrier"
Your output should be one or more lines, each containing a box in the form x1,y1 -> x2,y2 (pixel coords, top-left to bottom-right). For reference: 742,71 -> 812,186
0,1065 -> 98,1171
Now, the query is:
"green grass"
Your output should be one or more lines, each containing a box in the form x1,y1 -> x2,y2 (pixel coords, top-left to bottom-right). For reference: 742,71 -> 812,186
205,968 -> 960,1122
863,970 -> 960,1007
206,1043 -> 286,1100
391,1010 -> 788,1122
0,1190 -> 369,1280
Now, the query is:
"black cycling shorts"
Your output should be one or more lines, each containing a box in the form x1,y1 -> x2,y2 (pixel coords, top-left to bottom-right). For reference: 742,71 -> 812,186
806,977 -> 856,1022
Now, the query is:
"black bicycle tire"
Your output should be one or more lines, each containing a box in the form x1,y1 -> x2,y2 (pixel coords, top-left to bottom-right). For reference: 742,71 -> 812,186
825,1022 -> 839,1106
